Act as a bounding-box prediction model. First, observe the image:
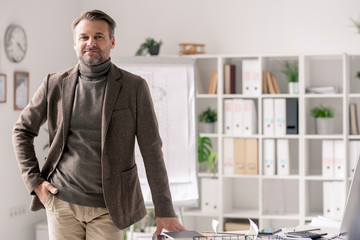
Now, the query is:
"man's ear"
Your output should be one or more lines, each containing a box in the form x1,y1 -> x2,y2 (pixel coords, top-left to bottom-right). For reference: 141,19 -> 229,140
111,37 -> 115,49
73,41 -> 77,50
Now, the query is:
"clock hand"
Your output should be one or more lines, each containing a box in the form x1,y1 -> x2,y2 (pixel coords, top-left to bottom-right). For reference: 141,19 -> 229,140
17,43 -> 25,53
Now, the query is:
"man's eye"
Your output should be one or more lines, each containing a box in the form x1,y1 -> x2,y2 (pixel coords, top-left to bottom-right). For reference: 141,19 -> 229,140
80,36 -> 88,40
96,36 -> 103,39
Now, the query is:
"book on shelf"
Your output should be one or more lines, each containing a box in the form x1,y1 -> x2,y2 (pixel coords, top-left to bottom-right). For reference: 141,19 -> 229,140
208,72 -> 218,94
306,86 -> 338,94
264,71 -> 276,94
224,64 -> 235,94
349,103 -> 359,135
271,75 -> 280,94
262,71 -> 268,94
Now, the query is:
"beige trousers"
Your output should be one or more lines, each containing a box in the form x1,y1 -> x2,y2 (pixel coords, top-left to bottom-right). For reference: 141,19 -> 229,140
45,194 -> 123,240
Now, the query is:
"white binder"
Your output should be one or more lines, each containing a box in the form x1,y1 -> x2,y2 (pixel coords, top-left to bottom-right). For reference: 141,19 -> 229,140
263,98 -> 274,136
334,140 -> 345,178
224,99 -> 233,135
263,139 -> 276,176
223,138 -> 234,175
333,181 -> 345,221
232,99 -> 244,136
277,139 -> 290,175
274,98 -> 286,136
201,178 -> 219,213
322,140 -> 334,177
242,59 -> 260,96
323,181 -> 335,218
243,99 -> 257,135
349,141 -> 360,177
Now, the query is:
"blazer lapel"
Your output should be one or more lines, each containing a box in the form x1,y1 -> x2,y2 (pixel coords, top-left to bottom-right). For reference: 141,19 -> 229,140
62,65 -> 79,145
101,63 -> 122,150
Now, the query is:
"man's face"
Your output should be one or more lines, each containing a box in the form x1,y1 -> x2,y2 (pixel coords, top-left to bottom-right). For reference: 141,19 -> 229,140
73,19 -> 115,65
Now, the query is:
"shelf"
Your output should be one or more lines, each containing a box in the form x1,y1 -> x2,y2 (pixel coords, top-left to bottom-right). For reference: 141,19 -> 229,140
223,209 -> 259,218
197,94 -> 218,99
304,175 -> 344,181
182,209 -> 220,217
304,93 -> 343,98
261,175 -> 300,180
304,135 -> 344,140
222,174 -> 259,179
261,214 -> 300,220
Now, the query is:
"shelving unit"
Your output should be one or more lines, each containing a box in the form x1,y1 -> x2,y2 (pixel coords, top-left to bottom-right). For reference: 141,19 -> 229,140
183,53 -> 359,231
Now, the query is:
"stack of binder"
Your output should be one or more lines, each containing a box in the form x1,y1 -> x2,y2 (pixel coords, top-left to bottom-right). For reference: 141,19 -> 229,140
263,139 -> 290,176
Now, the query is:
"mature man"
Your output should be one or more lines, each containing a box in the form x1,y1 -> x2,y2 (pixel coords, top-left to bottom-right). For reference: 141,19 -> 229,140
12,9 -> 185,239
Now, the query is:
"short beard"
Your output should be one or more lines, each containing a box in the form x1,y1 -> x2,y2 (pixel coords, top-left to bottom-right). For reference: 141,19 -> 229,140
80,54 -> 104,66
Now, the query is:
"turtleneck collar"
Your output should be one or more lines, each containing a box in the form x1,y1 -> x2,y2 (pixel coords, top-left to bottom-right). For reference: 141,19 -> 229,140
79,58 -> 111,80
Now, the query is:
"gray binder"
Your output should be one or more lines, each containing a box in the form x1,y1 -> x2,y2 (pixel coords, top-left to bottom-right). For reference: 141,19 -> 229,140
286,99 -> 298,134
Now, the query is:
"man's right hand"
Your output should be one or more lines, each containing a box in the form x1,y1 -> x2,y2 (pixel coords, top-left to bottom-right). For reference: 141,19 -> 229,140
34,181 -> 59,205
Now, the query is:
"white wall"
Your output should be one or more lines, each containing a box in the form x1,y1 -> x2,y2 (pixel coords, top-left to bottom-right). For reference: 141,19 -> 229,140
1,0 -> 360,239
0,1 -> 79,239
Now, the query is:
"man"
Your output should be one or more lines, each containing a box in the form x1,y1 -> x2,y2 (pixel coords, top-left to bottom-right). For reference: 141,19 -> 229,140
12,9 -> 185,240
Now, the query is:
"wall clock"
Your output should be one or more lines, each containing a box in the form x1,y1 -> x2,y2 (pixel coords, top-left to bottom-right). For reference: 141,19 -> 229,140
4,24 -> 27,63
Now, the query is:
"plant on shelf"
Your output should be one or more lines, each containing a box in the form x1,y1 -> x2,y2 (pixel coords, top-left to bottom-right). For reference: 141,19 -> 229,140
198,135 -> 217,176
199,107 -> 217,133
351,17 -> 360,34
310,105 -> 335,134
356,71 -> 360,80
135,37 -> 163,56
282,61 -> 299,94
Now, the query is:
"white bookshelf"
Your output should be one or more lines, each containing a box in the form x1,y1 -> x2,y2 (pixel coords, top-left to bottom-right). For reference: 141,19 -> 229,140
183,53 -> 360,231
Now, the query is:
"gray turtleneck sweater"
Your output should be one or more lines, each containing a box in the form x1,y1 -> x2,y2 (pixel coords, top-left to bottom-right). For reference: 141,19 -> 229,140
49,59 -> 111,207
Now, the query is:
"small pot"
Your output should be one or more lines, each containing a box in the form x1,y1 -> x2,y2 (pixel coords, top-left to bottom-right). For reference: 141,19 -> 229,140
149,45 -> 160,56
200,122 -> 216,133
315,117 -> 335,134
288,82 -> 299,94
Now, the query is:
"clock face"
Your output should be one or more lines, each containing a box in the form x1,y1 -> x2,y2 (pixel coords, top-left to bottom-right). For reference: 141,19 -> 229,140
4,25 -> 27,63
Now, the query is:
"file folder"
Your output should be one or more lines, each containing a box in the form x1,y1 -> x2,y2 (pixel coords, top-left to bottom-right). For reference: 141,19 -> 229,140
263,139 -> 275,176
223,138 -> 234,175
232,99 -> 244,136
322,140 -> 334,177
277,139 -> 290,175
286,99 -> 298,134
263,98 -> 274,136
224,99 -> 233,135
274,98 -> 286,135
323,181 -> 335,218
243,99 -> 257,135
234,138 -> 246,174
242,59 -> 260,96
245,139 -> 258,174
334,140 -> 345,178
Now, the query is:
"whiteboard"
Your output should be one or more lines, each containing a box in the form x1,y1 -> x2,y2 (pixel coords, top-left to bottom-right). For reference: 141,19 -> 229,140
114,57 -> 198,207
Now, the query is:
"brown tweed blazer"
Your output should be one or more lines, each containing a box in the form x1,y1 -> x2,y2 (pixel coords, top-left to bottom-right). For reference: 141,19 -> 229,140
12,63 -> 176,229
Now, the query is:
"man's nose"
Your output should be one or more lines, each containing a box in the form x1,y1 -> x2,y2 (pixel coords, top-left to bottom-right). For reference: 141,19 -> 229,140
87,38 -> 96,47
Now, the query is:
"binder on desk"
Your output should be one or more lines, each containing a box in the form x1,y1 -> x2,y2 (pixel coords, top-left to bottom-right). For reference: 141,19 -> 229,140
223,138 -> 234,175
277,139 -> 290,176
263,139 -> 276,176
322,140 -> 334,177
286,99 -> 298,134
334,140 -> 345,178
232,99 -> 244,136
263,98 -> 274,135
243,99 -> 257,135
274,98 -> 286,135
224,99 -> 233,135
246,139 -> 258,174
234,138 -> 246,174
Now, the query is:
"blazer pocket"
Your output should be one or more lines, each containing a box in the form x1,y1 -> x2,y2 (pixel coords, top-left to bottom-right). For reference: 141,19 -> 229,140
110,108 -> 135,138
120,165 -> 145,215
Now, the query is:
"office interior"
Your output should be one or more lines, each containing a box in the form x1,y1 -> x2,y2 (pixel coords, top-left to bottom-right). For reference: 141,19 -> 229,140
2,0 -> 360,239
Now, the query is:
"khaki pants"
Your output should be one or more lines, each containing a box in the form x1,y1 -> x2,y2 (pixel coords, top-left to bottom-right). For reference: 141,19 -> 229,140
45,194 -> 123,240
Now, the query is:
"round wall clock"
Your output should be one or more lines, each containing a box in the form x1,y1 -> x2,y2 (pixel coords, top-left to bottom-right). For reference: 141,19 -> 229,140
4,24 -> 27,63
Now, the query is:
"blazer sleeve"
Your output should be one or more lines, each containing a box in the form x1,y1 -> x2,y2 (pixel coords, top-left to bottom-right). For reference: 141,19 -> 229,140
12,76 -> 49,194
135,78 -> 176,218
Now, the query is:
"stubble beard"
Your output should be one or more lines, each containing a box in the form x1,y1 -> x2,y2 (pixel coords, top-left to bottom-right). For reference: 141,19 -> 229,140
80,48 -> 104,66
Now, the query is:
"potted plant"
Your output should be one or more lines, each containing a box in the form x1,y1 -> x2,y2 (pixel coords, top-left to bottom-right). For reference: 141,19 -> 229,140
282,61 -> 299,94
310,105 -> 335,134
135,37 -> 163,56
198,135 -> 217,176
199,107 -> 217,133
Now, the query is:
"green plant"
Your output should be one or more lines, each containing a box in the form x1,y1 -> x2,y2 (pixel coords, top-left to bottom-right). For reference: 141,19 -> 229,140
135,37 -> 163,56
351,17 -> 360,34
310,105 -> 334,118
199,107 -> 217,123
198,135 -> 217,175
356,71 -> 360,79
282,61 -> 298,83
